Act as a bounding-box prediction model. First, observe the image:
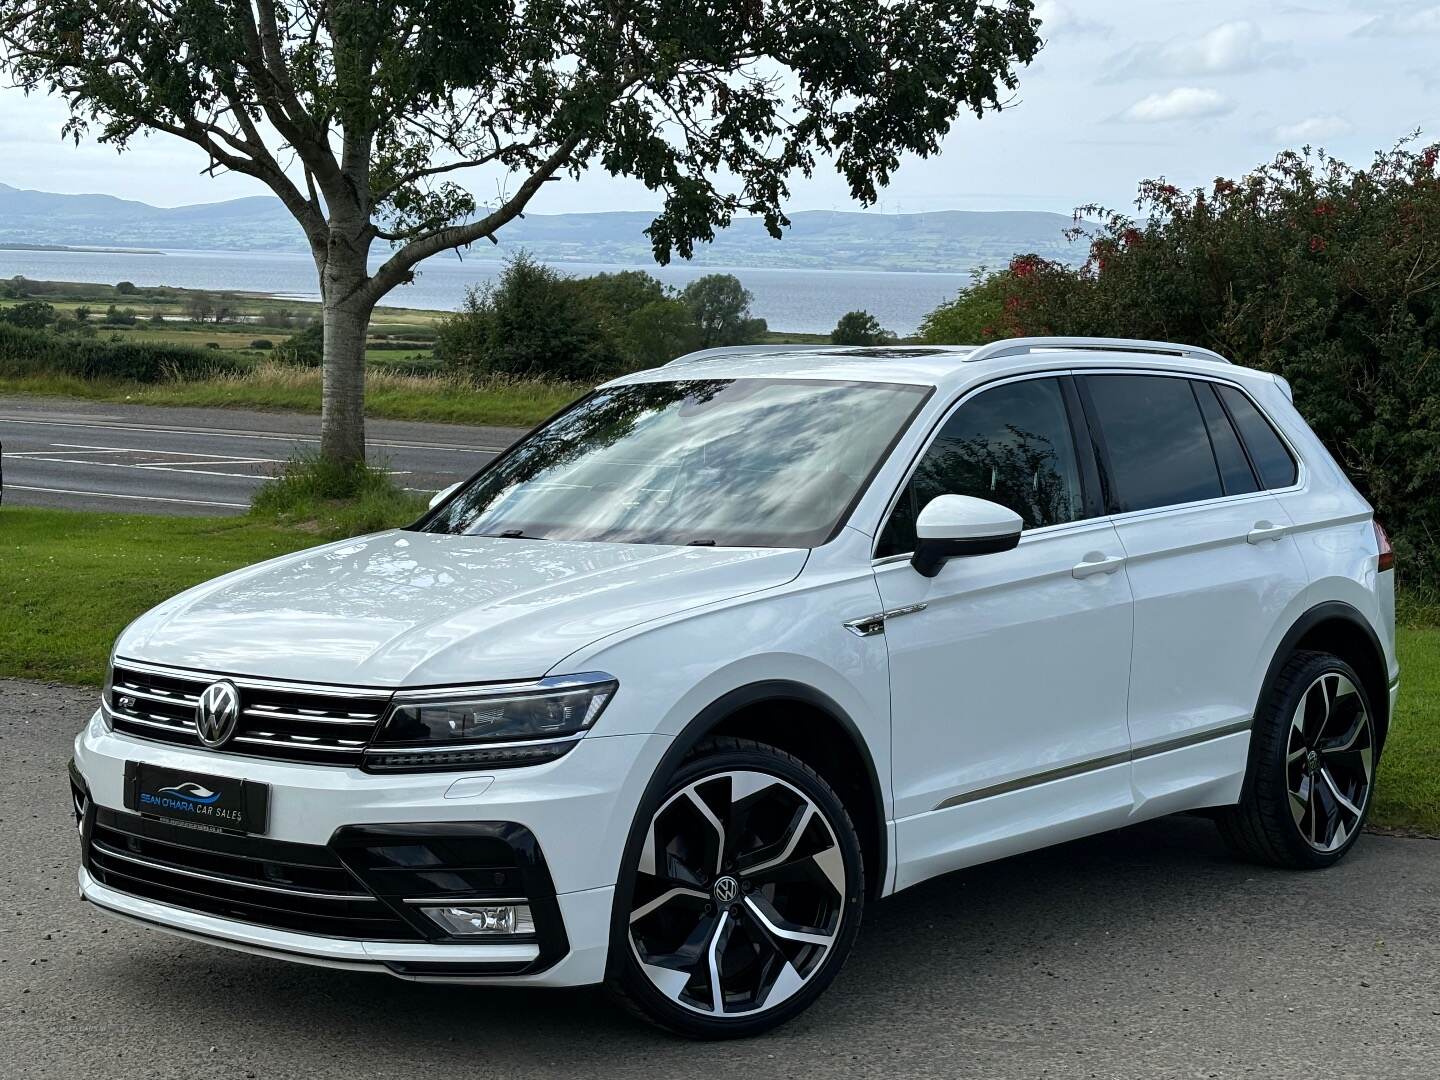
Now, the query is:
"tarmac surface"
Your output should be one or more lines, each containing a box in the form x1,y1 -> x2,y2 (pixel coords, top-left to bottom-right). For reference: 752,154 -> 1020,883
0,397 -> 527,515
4,677 -> 1438,1079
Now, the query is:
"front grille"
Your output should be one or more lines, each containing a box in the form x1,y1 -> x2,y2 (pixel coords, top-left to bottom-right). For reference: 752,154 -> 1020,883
85,807 -> 422,941
108,661 -> 391,766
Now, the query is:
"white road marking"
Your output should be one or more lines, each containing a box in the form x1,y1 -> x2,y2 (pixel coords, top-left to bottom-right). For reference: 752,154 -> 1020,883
7,456 -> 272,481
0,415 -> 507,453
50,442 -> 282,461
5,484 -> 250,509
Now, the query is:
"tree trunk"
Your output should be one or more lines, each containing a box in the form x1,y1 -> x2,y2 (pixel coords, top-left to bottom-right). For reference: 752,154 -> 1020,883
318,254 -> 373,468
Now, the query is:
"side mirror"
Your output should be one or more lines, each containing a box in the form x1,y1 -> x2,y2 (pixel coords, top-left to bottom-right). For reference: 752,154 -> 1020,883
428,482 -> 462,510
911,494 -> 1023,578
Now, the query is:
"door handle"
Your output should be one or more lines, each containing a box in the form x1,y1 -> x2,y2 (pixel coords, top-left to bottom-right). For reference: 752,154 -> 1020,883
1071,553 -> 1125,579
1246,520 -> 1288,544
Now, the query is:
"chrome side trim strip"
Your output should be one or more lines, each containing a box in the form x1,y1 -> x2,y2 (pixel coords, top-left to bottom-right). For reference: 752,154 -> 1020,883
933,720 -> 1252,811
934,751 -> 1132,810
1129,719 -> 1253,761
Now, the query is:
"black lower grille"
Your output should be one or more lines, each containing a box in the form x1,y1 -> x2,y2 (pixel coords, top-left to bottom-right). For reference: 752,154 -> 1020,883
85,808 -> 422,941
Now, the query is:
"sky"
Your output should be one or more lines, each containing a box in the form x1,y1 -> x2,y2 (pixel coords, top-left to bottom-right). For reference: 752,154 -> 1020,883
0,0 -> 1436,218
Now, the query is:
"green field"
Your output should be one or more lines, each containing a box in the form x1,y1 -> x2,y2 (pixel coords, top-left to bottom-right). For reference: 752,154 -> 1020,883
0,278 -> 832,427
1,504 -> 1434,834
0,364 -> 584,427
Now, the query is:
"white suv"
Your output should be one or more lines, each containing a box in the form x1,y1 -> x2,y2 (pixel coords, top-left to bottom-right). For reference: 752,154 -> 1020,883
71,337 -> 1399,1037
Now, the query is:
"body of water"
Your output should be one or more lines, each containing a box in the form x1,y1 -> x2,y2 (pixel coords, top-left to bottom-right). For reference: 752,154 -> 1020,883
0,246 -> 971,336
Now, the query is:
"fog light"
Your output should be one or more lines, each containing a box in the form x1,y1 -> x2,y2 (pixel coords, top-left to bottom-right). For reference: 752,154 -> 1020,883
419,903 -> 535,936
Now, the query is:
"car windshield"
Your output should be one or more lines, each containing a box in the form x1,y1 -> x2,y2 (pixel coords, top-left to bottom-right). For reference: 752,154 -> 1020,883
417,378 -> 931,547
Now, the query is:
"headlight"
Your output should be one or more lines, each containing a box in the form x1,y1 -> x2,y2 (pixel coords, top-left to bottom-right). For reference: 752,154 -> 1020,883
364,672 -> 618,772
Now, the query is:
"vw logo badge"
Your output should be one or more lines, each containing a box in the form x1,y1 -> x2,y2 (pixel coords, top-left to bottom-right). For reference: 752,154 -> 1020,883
713,875 -> 739,904
196,679 -> 241,748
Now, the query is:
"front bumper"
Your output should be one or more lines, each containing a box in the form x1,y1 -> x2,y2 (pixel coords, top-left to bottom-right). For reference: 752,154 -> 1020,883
72,712 -> 670,985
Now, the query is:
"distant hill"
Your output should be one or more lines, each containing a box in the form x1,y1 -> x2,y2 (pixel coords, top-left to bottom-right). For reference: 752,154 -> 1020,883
0,182 -> 1083,273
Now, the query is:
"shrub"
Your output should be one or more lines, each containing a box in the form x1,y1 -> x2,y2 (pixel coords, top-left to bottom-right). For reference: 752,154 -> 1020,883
272,323 -> 323,367
249,338 -> 274,350
436,252 -> 620,380
115,280 -> 138,294
3,300 -> 57,328
0,321 -> 246,381
920,139 -> 1440,586
830,310 -> 894,346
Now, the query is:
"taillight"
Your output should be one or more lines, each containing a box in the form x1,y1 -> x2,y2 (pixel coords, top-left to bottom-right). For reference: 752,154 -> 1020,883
1373,520 -> 1394,573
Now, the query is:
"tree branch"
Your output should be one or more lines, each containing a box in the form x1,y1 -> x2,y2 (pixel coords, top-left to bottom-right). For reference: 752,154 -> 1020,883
361,132 -> 586,306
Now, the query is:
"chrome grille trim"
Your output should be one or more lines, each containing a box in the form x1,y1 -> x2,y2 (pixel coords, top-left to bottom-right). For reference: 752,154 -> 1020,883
112,657 -> 394,699
107,659 -> 396,766
90,840 -> 378,902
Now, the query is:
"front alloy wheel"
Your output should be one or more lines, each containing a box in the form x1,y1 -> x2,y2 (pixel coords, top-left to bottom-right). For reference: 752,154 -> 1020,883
611,738 -> 863,1037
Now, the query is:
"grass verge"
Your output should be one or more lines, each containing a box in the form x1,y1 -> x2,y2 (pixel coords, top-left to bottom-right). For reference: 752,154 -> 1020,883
0,363 -> 584,428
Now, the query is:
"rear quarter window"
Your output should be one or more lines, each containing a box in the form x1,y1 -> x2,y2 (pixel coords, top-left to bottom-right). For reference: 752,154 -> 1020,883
1215,384 -> 1299,489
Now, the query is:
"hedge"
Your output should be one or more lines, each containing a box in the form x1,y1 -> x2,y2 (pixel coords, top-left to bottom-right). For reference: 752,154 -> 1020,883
0,322 -> 247,382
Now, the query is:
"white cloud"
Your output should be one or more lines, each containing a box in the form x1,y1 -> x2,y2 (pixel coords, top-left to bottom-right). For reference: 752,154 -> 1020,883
1120,87 -> 1234,124
1033,1 -> 1107,35
1354,5 -> 1440,36
1105,20 -> 1294,80
1274,115 -> 1354,142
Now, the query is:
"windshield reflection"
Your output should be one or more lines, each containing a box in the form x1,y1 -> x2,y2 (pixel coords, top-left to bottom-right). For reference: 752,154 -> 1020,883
417,378 -> 930,548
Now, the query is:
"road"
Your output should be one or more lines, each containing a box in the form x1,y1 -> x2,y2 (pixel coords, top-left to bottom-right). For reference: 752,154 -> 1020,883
4,678 -> 1438,1079
0,397 -> 528,515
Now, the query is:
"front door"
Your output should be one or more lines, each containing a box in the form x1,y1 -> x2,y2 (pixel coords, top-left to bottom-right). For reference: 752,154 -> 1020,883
873,374 -> 1135,889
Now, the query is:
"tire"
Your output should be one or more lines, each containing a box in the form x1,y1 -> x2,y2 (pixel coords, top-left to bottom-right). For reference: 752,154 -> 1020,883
607,736 -> 865,1038
1217,650 -> 1379,869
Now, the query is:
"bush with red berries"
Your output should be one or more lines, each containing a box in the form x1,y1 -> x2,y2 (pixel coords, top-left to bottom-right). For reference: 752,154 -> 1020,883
921,141 -> 1440,590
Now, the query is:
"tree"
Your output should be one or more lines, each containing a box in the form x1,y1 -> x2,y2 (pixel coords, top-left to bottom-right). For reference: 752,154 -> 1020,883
622,298 -> 702,370
0,1 -> 1041,466
681,274 -> 767,348
830,310 -> 894,345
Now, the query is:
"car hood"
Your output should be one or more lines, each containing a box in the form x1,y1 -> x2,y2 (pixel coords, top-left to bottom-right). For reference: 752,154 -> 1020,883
117,530 -> 808,686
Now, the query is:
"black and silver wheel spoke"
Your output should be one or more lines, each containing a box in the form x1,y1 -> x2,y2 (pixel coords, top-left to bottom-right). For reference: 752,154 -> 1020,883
629,769 -> 846,1017
1285,672 -> 1374,853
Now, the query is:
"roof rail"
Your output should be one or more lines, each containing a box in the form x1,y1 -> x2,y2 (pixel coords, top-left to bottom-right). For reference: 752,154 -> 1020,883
963,336 -> 1231,366
663,344 -> 845,368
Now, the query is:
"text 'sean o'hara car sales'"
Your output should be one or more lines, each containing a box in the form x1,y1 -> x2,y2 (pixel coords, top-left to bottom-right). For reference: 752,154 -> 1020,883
70,337 -> 1398,1037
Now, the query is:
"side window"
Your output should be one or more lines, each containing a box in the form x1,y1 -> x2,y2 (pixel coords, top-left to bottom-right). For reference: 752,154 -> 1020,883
1195,381 -> 1260,496
877,377 -> 1084,557
1215,384 -> 1299,489
1083,374 -> 1223,512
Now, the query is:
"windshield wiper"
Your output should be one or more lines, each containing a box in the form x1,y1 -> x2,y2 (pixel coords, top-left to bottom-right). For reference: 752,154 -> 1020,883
686,539 -> 716,546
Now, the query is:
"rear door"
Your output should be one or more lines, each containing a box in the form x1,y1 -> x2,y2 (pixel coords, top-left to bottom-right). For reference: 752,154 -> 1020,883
1077,372 -> 1309,814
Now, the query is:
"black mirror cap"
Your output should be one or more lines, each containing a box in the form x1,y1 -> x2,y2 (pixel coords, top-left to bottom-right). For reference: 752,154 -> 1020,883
911,531 -> 1021,578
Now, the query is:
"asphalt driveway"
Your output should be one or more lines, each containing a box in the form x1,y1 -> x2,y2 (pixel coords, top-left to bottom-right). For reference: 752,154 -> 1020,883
3,677 -> 1438,1079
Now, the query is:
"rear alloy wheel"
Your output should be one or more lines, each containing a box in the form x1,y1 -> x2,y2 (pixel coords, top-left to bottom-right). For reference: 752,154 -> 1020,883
1219,651 -> 1379,868
611,738 -> 864,1037
1285,671 -> 1375,853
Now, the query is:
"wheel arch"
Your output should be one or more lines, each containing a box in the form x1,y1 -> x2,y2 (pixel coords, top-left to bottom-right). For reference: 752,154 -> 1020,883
1260,601 -> 1391,744
612,681 -> 888,954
